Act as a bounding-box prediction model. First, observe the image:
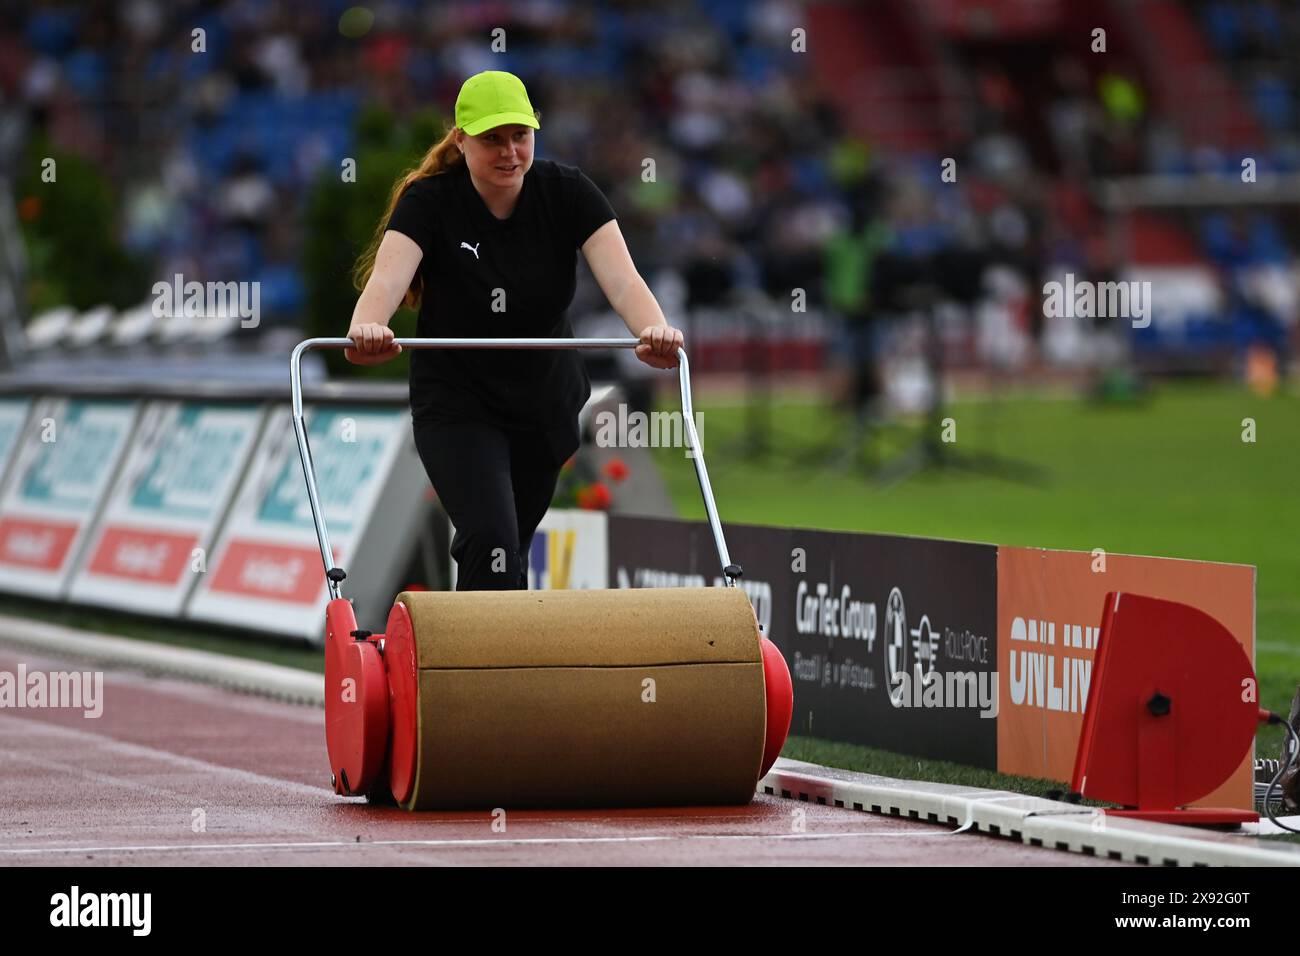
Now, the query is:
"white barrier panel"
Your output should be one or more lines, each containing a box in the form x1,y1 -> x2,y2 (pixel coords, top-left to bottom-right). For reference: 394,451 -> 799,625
0,398 -> 33,487
186,404 -> 419,640
447,508 -> 609,590
0,398 -> 140,598
68,401 -> 267,615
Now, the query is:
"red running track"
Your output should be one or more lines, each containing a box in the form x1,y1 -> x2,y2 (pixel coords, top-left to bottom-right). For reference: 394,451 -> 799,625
0,650 -> 1125,867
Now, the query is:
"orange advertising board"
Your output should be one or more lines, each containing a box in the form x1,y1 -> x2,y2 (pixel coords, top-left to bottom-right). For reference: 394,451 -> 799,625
997,546 -> 1255,810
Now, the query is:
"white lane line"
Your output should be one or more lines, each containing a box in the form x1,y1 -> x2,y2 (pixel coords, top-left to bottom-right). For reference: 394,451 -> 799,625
0,711 -> 342,801
1,748 -> 205,803
0,830 -> 957,856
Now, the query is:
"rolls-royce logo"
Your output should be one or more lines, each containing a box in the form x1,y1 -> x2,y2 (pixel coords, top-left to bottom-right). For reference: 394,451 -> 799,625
911,614 -> 940,683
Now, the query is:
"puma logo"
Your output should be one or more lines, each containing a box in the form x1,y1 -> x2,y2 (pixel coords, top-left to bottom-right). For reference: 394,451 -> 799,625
459,241 -> 481,260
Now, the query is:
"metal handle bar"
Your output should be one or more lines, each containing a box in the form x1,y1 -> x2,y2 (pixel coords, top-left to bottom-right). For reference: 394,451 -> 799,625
289,337 -> 742,600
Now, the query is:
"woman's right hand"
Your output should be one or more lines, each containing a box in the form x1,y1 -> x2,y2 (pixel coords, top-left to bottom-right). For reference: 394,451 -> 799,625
345,323 -> 403,365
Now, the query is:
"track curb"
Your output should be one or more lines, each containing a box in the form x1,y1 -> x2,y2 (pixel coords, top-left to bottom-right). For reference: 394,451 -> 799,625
761,759 -> 1300,866
0,613 -> 324,706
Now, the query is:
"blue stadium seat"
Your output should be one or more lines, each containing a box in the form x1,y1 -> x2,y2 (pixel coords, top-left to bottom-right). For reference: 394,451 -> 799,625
62,49 -> 107,100
25,8 -> 79,55
792,154 -> 832,197
702,0 -> 751,42
740,47 -> 777,86
1201,2 -> 1242,57
253,263 -> 306,318
1252,75 -> 1292,131
1248,216 -> 1287,264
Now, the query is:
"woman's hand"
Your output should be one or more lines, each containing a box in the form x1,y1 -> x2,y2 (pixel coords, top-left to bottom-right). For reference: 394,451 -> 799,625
345,323 -> 403,365
635,325 -> 684,370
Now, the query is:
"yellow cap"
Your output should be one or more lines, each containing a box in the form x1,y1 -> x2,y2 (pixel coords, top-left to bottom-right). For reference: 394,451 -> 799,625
455,71 -> 540,136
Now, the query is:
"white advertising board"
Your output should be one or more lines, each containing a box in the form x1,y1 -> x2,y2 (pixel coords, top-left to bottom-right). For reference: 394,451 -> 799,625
0,398 -> 139,598
68,401 -> 266,614
186,404 -> 415,640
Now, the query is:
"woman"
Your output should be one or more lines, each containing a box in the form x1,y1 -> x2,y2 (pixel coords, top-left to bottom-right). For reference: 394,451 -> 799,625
348,70 -> 684,591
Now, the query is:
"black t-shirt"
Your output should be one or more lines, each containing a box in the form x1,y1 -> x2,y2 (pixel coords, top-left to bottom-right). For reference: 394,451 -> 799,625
385,158 -> 617,450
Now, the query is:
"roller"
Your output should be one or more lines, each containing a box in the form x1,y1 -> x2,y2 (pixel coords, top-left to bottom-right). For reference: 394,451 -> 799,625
293,337 -> 793,810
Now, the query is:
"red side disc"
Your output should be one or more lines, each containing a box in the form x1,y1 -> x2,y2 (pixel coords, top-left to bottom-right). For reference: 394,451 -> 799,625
383,601 -> 419,805
759,635 -> 793,778
324,598 -> 389,796
1072,592 -> 1257,808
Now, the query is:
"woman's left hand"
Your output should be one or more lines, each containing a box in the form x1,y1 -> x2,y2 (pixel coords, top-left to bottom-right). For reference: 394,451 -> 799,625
635,325 -> 684,369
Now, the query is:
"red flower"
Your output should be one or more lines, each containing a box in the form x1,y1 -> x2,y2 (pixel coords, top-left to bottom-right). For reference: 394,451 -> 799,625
576,481 -> 612,510
601,458 -> 629,482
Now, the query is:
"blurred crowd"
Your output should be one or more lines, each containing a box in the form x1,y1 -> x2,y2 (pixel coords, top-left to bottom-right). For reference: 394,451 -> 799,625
2,0 -> 1297,396
3,0 -> 852,327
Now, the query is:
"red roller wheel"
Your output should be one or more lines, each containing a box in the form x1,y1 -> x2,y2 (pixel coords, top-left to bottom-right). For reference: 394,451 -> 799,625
759,635 -> 793,778
324,598 -> 389,796
383,601 -> 419,805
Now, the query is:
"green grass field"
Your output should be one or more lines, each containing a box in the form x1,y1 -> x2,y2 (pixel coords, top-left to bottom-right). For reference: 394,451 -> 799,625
651,380 -> 1300,817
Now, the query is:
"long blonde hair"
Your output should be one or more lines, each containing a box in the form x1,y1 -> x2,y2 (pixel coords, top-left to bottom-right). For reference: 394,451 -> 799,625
352,126 -> 463,310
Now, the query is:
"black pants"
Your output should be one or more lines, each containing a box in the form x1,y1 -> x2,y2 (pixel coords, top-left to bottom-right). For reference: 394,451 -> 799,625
413,419 -> 573,591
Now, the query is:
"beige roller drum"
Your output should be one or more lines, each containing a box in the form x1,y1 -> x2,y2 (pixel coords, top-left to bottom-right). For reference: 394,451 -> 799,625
382,586 -> 768,810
